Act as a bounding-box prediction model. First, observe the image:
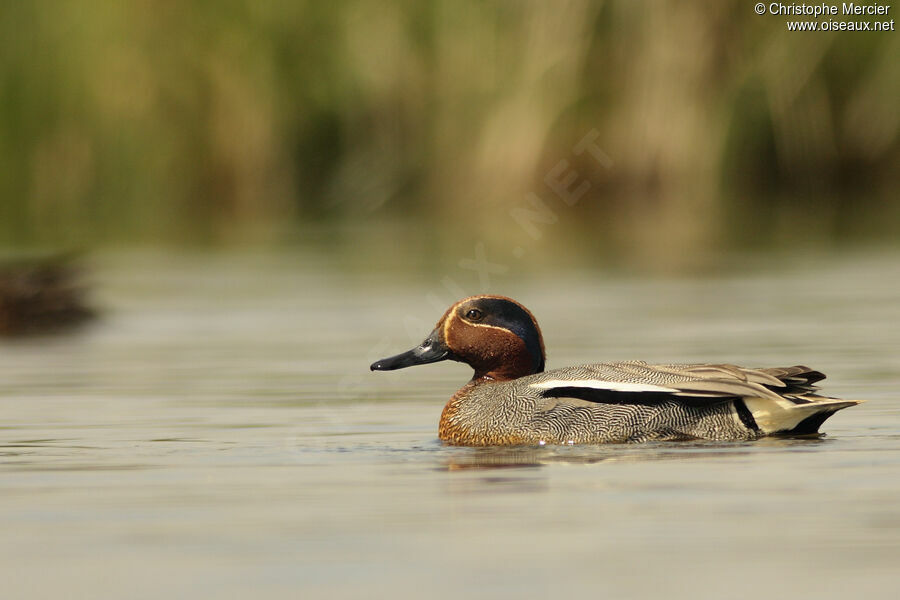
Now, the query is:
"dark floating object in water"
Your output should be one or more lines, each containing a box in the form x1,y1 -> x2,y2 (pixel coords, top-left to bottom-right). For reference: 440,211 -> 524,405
0,255 -> 96,336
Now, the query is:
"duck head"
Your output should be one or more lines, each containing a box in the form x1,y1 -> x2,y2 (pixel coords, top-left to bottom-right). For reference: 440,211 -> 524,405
370,295 -> 545,381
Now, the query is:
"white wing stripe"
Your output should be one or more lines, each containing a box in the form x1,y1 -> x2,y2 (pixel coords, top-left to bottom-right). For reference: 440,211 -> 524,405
530,380 -> 678,393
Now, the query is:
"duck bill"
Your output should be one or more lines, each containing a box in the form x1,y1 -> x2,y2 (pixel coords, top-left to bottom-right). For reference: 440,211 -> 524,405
370,329 -> 452,371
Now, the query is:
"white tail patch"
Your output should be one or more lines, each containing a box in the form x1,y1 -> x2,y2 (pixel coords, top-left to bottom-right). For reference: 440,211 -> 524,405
530,379 -> 679,394
743,396 -> 863,433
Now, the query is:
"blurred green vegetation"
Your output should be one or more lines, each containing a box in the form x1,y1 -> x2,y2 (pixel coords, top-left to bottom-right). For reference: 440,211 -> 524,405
1,1 -> 897,266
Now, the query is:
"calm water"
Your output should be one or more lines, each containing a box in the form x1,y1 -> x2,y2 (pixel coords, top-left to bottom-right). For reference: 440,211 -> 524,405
2,251 -> 899,599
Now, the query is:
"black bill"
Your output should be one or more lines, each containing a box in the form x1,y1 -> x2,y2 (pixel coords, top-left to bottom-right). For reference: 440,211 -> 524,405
370,328 -> 452,371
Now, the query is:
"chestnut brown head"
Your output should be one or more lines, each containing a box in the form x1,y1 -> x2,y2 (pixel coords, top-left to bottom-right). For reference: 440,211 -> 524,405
370,295 -> 545,381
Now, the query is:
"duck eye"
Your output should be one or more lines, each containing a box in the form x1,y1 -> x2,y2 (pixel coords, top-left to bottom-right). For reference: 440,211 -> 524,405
465,309 -> 483,321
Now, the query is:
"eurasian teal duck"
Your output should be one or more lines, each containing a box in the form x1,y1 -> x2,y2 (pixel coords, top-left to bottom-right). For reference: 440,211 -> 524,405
371,295 -> 861,446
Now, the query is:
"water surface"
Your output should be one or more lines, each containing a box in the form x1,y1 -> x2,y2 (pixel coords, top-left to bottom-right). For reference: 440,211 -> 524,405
2,251 -> 899,599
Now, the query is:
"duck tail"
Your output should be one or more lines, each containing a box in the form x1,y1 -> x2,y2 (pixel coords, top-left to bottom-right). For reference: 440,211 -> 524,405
742,395 -> 863,436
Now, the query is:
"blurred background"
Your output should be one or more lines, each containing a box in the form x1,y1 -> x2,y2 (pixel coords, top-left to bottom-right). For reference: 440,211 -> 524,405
1,0 -> 897,272
3,4 -> 900,599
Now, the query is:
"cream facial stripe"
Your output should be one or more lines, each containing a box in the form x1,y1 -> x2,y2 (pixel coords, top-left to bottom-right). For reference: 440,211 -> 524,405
445,300 -> 518,338
530,380 -> 679,393
441,299 -> 468,341
464,321 -> 513,332
442,308 -> 453,341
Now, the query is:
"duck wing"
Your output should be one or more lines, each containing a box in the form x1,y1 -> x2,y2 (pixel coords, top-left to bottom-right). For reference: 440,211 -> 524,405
528,361 -> 795,406
526,361 -> 860,434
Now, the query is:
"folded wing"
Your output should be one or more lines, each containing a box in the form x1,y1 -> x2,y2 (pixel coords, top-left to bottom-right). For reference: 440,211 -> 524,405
528,361 -> 860,434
